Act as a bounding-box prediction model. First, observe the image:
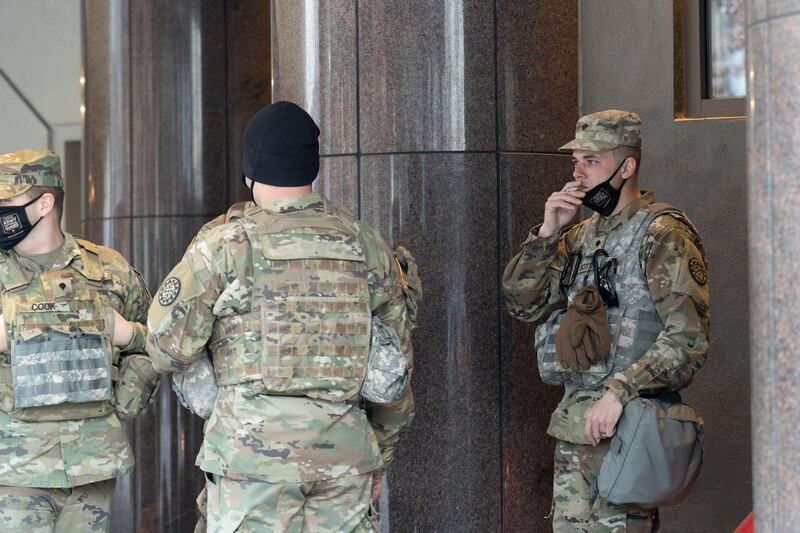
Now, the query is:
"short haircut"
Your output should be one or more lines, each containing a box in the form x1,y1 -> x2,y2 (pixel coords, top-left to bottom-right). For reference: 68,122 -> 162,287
614,145 -> 641,174
26,186 -> 64,219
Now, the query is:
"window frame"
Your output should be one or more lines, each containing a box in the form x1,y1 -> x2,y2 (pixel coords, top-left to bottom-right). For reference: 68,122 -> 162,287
675,0 -> 746,119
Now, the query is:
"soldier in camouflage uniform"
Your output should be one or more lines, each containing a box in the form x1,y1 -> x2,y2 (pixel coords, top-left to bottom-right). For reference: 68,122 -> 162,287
503,110 -> 710,532
0,149 -> 158,532
147,102 -> 415,532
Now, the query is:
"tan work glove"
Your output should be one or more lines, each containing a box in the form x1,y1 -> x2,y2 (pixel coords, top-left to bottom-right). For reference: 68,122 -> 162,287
555,286 -> 612,371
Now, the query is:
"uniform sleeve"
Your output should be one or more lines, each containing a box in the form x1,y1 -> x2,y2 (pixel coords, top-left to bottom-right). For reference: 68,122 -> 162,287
146,231 -> 233,373
501,224 -> 577,322
363,236 -> 415,470
605,217 -> 711,405
118,267 -> 152,355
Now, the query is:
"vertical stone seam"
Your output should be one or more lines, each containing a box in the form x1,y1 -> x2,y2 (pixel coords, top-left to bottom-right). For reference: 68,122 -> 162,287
493,0 -> 504,530
223,2 -> 230,208
760,7 -> 778,530
355,0 -> 362,220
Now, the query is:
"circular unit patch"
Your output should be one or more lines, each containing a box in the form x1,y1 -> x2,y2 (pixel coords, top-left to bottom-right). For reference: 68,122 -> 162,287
688,258 -> 707,286
158,277 -> 182,306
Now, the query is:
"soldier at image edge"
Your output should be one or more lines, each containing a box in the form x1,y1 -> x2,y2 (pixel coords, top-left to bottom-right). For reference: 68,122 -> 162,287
0,148 -> 159,532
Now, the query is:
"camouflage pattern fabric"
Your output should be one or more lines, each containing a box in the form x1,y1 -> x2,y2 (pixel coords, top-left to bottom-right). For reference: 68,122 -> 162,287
0,232 -> 152,488
553,440 -> 656,532
559,110 -> 642,152
147,192 -> 415,484
503,191 -> 709,525
0,149 -> 64,200
205,472 -> 377,533
0,477 -> 115,532
393,246 -> 422,329
113,353 -> 160,421
503,192 -> 710,409
362,316 -> 408,404
171,352 -> 217,419
170,201 -> 253,419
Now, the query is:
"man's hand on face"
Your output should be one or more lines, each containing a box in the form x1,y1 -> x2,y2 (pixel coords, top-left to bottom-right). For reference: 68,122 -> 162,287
0,314 -> 7,353
538,180 -> 585,238
583,390 -> 623,446
111,309 -> 134,348
371,471 -> 382,503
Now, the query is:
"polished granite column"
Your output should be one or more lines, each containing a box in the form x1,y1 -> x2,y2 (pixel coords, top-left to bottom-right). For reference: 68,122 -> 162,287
747,1 -> 800,531
273,1 -> 577,530
82,1 -> 270,531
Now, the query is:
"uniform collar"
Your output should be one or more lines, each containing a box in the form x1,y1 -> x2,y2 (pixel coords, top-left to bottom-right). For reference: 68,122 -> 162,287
261,192 -> 327,214
10,232 -> 92,275
595,191 -> 655,234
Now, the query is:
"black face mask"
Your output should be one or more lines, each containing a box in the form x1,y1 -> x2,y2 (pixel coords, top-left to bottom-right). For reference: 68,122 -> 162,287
581,158 -> 629,217
242,174 -> 255,203
0,194 -> 44,250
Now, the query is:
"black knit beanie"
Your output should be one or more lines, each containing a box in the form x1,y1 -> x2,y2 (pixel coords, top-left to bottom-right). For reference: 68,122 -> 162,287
242,101 -> 320,187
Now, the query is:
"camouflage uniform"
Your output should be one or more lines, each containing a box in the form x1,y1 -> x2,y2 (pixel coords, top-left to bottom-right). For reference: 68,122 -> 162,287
0,150 -> 155,532
502,111 -> 710,532
147,193 -> 414,532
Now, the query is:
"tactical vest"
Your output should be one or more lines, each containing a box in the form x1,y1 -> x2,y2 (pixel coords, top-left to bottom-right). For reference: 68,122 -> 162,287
536,203 -> 701,392
0,239 -> 118,421
210,200 -> 373,403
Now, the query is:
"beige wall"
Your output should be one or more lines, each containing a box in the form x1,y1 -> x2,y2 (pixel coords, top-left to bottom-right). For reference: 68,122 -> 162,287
0,0 -> 82,232
579,1 -> 750,531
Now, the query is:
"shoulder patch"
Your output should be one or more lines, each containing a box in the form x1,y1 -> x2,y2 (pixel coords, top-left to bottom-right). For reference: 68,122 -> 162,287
688,258 -> 707,285
158,277 -> 182,306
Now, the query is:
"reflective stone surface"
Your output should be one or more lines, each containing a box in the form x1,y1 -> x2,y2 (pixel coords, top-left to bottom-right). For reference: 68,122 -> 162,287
315,156 -> 359,214
82,1 -> 270,531
360,153 -> 501,532
499,153 -> 574,531
272,0 -> 357,156
497,0 -> 579,151
748,7 -> 800,532
358,0 -> 496,153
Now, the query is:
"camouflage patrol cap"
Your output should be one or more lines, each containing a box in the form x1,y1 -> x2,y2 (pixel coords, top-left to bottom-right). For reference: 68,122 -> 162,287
0,149 -> 63,200
559,109 -> 642,152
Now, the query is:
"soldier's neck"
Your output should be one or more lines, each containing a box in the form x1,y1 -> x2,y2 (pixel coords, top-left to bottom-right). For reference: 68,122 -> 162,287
254,183 -> 314,207
608,177 -> 642,217
14,218 -> 65,257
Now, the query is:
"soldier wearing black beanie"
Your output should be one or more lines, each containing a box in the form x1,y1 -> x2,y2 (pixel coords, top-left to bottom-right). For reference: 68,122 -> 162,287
242,101 -> 321,187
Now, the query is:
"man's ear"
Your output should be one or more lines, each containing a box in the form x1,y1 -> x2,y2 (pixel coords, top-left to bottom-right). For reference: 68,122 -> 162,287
37,193 -> 55,216
621,157 -> 638,180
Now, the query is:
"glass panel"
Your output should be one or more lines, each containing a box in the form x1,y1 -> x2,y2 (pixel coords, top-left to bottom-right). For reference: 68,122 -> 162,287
708,0 -> 746,98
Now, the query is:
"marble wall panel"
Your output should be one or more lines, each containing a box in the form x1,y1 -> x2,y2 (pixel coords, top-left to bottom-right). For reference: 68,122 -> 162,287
498,153 -> 575,530
83,0 -> 131,219
131,216 -> 210,290
360,153 -> 501,532
358,1 -> 496,153
767,0 -> 800,18
747,0 -> 769,25
496,0 -> 579,152
315,156 -> 359,214
82,217 -> 133,264
226,0 -> 272,204
752,14 -> 800,531
272,0 -> 357,156
129,0 -> 229,218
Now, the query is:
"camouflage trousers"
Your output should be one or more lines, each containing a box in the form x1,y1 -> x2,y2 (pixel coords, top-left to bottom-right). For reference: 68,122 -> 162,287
552,440 -> 658,533
204,471 -> 379,533
0,479 -> 115,532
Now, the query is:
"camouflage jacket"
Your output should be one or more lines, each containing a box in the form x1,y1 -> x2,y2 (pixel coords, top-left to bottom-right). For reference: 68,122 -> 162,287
502,192 -> 710,407
0,232 -> 151,487
147,193 -> 415,483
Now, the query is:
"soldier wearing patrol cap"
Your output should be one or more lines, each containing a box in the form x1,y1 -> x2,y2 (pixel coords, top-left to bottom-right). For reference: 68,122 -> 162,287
503,110 -> 710,532
0,149 -> 158,531
146,101 -> 418,532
